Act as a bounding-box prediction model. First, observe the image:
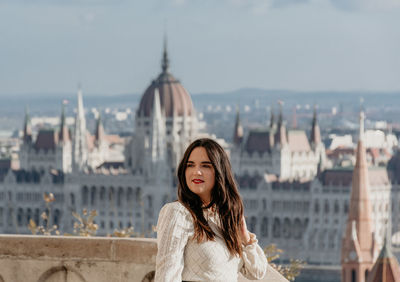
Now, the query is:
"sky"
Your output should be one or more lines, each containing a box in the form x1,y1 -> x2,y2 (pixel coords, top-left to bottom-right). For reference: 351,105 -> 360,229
0,0 -> 400,97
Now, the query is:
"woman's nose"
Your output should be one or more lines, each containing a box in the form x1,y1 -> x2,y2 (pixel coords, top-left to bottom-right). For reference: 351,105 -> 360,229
195,168 -> 202,175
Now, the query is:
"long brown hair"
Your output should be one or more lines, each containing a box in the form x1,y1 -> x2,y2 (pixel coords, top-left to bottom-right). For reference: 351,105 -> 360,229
177,138 -> 244,257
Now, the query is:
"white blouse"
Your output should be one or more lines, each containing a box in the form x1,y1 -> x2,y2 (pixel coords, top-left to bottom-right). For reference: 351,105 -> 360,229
155,201 -> 268,282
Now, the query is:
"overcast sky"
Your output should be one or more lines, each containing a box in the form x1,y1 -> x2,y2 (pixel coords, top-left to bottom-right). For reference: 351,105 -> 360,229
1,0 -> 399,96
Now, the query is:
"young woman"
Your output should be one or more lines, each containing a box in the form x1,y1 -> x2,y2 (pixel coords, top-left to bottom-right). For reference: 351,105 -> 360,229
155,138 -> 267,281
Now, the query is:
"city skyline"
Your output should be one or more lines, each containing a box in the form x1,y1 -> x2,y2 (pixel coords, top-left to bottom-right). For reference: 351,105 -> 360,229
1,0 -> 400,97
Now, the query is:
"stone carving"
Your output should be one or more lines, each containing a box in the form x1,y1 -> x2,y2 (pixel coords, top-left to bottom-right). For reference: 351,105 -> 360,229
38,266 -> 86,282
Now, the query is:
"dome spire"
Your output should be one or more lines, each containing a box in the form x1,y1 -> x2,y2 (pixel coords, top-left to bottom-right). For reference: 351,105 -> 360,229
161,34 -> 170,73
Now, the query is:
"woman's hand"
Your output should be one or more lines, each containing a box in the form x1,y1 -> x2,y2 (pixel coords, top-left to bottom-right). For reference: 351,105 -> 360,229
240,216 -> 251,245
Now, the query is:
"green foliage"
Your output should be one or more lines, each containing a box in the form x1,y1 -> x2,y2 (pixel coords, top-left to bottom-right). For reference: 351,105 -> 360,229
264,244 -> 305,281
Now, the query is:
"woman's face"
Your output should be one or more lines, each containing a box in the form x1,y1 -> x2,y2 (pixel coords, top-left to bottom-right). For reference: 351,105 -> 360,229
185,146 -> 215,204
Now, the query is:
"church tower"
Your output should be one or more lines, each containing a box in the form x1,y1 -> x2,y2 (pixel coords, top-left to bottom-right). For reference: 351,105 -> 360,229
341,111 -> 378,282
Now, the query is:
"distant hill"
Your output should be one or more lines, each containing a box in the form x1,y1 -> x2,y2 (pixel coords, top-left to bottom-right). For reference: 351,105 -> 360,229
1,88 -> 399,117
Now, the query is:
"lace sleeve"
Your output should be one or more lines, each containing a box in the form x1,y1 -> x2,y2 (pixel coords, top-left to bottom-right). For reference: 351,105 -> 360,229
155,202 -> 194,282
240,232 -> 268,280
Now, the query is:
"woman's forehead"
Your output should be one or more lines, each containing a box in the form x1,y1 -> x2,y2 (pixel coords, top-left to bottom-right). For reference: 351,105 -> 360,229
188,147 -> 211,161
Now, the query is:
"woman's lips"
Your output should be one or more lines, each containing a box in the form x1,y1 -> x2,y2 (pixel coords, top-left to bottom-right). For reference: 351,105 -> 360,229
192,179 -> 204,184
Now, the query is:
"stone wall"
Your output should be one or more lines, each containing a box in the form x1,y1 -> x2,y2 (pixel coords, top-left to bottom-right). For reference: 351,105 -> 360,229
0,235 -> 287,282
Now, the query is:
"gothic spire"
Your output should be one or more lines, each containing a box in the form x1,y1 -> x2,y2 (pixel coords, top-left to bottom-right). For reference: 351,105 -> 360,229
95,112 -> 105,145
23,106 -> 32,144
269,106 -> 275,129
367,232 -> 400,282
161,35 -> 170,73
310,105 -> 321,146
274,101 -> 287,146
73,86 -> 88,171
341,110 -> 376,281
233,106 -> 243,147
59,101 -> 70,143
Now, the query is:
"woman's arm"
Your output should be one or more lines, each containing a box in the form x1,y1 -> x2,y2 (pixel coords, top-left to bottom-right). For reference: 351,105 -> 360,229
239,217 -> 268,280
155,202 -> 193,282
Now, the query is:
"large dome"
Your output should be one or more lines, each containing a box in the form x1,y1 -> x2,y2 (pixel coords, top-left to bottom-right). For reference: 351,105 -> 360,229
137,43 -> 194,118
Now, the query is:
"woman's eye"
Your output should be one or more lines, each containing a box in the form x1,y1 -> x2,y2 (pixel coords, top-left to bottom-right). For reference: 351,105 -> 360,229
202,164 -> 212,168
186,163 -> 194,168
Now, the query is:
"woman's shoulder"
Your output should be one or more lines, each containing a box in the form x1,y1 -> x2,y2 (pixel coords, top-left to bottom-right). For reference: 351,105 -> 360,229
159,201 -> 192,219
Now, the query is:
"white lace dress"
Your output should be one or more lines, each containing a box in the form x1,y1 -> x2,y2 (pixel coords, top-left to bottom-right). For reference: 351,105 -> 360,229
155,201 -> 268,282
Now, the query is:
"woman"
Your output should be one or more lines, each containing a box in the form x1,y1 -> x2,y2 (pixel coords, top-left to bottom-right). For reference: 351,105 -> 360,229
155,138 -> 267,281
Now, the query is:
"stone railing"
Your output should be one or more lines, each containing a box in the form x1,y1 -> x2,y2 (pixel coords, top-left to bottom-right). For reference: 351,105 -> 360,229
0,235 -> 287,282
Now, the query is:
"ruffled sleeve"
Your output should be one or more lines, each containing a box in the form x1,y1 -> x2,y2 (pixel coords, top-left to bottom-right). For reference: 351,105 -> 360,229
155,202 -> 194,282
240,232 -> 268,280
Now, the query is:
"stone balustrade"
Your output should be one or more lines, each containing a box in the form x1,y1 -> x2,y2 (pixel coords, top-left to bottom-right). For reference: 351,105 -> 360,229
0,235 -> 287,282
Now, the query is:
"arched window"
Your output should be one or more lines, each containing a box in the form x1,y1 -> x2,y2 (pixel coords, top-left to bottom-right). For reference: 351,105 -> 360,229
70,193 -> 75,206
100,187 -> 106,201
334,200 -> 339,214
127,187 -> 133,206
7,208 -> 13,226
34,208 -> 40,225
262,199 -> 267,210
249,217 -> 257,233
365,269 -> 368,281
293,218 -> 302,239
314,200 -> 320,213
53,209 -> 60,226
324,200 -> 330,214
118,188 -> 124,207
17,208 -> 23,226
82,186 -> 89,206
283,218 -> 291,239
344,201 -> 349,214
351,269 -> 356,282
261,217 -> 268,237
136,188 -> 142,204
273,218 -> 281,238
109,187 -> 115,202
26,208 -> 32,224
90,186 -> 96,206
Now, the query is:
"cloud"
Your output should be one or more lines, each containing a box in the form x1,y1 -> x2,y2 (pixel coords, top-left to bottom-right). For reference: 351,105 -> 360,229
271,0 -> 309,8
330,0 -> 400,11
0,0 -> 127,6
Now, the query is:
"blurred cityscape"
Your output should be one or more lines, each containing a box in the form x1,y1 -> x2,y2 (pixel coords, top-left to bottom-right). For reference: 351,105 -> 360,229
1,45 -> 400,281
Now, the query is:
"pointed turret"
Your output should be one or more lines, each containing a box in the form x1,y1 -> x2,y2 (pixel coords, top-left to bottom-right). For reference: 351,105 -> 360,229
161,35 -> 170,73
95,113 -> 105,146
233,106 -> 243,147
59,102 -> 70,143
73,86 -> 88,171
310,105 -> 321,146
23,106 -> 32,144
269,107 -> 275,130
367,234 -> 400,282
342,111 -> 377,282
274,101 -> 287,147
